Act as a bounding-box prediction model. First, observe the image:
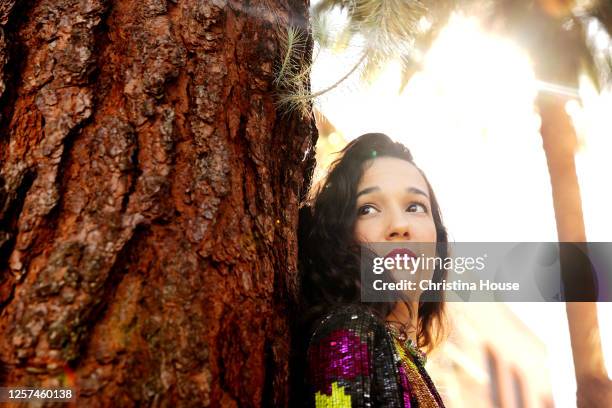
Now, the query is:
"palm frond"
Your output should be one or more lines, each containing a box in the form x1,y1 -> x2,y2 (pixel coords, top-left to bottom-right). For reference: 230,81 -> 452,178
576,0 -> 612,88
312,0 -> 456,82
576,16 -> 611,90
481,0 -> 611,92
588,0 -> 612,35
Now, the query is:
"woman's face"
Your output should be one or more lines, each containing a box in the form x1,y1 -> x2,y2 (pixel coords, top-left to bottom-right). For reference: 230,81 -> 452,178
354,157 -> 437,244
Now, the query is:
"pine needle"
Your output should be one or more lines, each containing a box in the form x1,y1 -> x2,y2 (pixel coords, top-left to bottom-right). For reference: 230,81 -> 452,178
273,0 -> 456,115
275,26 -> 307,87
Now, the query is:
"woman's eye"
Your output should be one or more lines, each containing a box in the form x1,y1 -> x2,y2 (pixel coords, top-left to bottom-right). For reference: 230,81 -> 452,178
357,205 -> 378,216
407,203 -> 428,213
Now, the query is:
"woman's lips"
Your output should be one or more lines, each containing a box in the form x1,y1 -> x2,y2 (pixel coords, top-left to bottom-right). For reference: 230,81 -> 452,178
384,248 -> 417,260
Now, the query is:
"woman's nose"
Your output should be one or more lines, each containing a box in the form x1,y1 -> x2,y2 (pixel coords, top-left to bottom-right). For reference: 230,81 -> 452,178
386,213 -> 411,240
387,228 -> 410,240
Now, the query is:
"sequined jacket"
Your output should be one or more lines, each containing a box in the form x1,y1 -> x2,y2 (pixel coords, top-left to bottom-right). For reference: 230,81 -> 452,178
305,304 -> 445,408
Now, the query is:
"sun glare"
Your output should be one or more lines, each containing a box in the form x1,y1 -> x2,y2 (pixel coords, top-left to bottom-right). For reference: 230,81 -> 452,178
312,13 -> 540,145
415,15 -> 538,135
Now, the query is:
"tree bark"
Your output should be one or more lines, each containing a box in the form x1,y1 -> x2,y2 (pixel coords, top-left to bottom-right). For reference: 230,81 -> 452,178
0,0 -> 315,406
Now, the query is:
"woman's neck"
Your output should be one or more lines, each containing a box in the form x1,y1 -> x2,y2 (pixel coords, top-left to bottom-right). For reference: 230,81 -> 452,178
386,301 -> 419,344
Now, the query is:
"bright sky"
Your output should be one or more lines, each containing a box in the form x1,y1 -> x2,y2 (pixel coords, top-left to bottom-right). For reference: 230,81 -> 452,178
310,6 -> 612,408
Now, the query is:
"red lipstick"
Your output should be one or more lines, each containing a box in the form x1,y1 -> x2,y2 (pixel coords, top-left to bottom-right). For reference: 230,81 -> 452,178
384,248 -> 417,260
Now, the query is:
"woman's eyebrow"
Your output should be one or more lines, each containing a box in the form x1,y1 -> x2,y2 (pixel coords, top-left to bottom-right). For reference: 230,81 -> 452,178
407,187 -> 430,199
356,186 -> 380,198
356,186 -> 430,199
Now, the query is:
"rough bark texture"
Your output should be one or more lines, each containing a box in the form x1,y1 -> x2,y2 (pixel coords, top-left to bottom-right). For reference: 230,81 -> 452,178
0,0 -> 315,406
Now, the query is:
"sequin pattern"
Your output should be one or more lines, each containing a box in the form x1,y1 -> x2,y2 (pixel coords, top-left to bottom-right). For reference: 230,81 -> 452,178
308,329 -> 371,394
305,304 -> 446,408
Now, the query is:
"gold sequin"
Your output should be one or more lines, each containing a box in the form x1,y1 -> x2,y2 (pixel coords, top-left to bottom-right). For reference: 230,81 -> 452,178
392,337 -> 441,408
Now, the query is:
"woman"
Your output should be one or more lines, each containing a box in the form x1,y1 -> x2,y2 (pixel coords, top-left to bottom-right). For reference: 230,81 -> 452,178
296,133 -> 448,407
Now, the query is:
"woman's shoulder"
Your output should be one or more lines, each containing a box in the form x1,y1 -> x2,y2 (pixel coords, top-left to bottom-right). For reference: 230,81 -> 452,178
304,304 -> 405,406
308,303 -> 388,345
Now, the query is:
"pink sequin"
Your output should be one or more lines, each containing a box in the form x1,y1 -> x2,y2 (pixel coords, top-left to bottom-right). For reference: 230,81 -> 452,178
308,328 -> 371,394
397,362 -> 413,408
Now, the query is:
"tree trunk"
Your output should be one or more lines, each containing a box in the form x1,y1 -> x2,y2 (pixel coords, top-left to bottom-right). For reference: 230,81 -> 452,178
537,95 -> 612,408
0,0 -> 315,406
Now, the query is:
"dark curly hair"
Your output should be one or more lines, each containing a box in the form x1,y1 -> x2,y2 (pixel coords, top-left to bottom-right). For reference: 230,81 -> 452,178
297,132 -> 448,351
